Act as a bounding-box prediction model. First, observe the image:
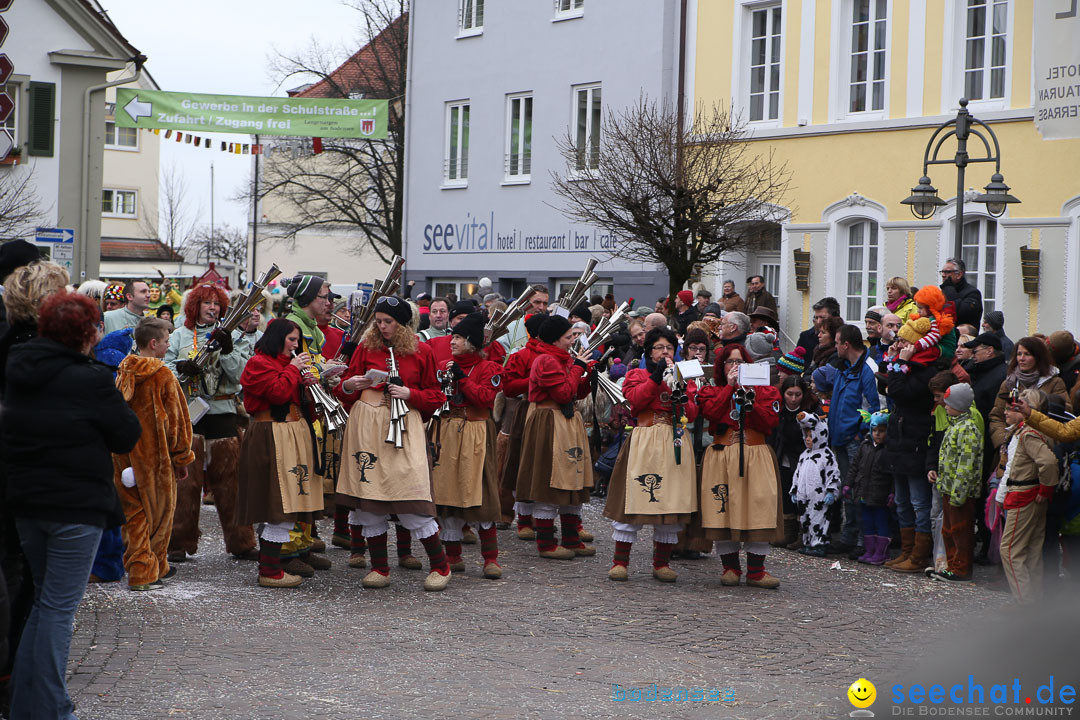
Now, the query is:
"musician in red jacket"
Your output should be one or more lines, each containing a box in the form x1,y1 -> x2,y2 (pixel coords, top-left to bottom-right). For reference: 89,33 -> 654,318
603,327 -> 699,583
697,343 -> 783,589
515,315 -> 596,559
333,296 -> 452,592
237,319 -> 323,588
430,313 -> 504,578
499,313 -> 547,540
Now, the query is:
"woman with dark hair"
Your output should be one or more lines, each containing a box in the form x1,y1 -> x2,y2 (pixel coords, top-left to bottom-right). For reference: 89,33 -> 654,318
988,337 -> 1071,451
697,343 -> 783,588
807,315 -> 844,377
237,319 -> 323,588
769,374 -> 821,548
334,296 -> 451,591
515,315 -> 597,561
155,304 -> 174,326
602,327 -> 699,583
3,291 -> 141,719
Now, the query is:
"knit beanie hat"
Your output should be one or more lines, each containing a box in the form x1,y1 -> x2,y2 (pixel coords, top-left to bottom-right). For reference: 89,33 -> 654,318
983,310 -> 1004,331
449,300 -> 477,322
811,364 -> 838,394
451,312 -> 486,350
744,331 -> 776,362
524,313 -> 546,338
0,239 -> 42,282
570,302 -> 592,325
944,382 -> 974,412
538,315 -> 572,344
778,346 -> 807,375
374,295 -> 412,326
608,357 -> 627,381
898,316 -> 933,345
104,282 -> 126,304
864,305 -> 886,323
677,290 -> 694,307
286,275 -> 325,307
702,302 -> 724,318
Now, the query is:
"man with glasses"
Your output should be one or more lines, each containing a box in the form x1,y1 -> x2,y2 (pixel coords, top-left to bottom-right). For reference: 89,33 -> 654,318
939,258 -> 983,329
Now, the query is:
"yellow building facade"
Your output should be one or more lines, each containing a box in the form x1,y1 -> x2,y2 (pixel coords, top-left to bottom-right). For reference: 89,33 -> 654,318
690,0 -> 1080,345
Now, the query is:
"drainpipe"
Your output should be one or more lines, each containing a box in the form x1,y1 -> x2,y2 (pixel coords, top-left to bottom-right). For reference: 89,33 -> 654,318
80,54 -> 146,280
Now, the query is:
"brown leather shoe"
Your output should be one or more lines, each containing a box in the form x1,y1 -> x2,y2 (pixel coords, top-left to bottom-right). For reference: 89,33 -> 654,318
308,538 -> 327,553
303,553 -> 332,571
398,554 -> 423,570
890,532 -> 932,573
461,528 -> 478,545
448,558 -> 466,572
282,557 -> 315,578
884,528 -> 915,568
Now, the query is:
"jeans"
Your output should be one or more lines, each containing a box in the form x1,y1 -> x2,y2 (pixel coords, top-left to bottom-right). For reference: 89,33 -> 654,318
11,519 -> 103,720
832,443 -> 862,545
893,473 -> 933,534
861,504 -> 891,537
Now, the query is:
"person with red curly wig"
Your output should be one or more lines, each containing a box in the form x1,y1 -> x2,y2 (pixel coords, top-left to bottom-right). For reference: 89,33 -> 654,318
911,284 -> 957,362
3,291 -> 141,719
164,282 -> 258,564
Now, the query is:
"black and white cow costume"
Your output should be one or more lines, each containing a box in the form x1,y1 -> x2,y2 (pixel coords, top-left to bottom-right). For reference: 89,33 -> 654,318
790,412 -> 841,551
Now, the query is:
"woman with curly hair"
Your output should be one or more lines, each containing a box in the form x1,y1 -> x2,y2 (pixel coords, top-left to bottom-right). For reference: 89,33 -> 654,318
334,296 -> 452,591
164,283 -> 258,564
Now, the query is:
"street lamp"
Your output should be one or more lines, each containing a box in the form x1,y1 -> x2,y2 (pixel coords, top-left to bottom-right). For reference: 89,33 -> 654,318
900,98 -> 1020,259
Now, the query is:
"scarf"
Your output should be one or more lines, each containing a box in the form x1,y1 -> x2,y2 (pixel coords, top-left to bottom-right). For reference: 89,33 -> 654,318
886,295 -> 910,313
1007,368 -> 1043,388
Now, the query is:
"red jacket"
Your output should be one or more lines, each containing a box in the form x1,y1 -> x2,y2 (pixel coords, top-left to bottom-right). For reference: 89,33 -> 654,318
241,352 -> 302,414
427,333 -> 507,367
528,341 -> 590,404
622,367 -> 698,422
318,323 -> 345,360
502,338 -> 542,399
334,341 -> 445,419
697,383 -> 780,435
437,352 -> 502,410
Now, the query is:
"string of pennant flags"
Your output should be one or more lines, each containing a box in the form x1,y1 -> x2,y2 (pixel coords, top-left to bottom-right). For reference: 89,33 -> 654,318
145,127 -> 325,157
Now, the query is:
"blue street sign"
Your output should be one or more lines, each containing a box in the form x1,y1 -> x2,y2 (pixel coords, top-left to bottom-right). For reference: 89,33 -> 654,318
35,227 -> 75,243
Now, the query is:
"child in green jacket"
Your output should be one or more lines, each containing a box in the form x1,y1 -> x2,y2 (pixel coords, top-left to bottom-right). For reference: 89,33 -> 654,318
929,383 -> 983,580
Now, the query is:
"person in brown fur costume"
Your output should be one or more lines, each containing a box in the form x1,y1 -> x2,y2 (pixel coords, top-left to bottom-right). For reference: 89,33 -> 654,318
113,318 -> 195,590
165,283 -> 257,562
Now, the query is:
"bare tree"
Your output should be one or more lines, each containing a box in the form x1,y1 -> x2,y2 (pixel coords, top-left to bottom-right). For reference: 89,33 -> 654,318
550,98 -> 792,304
0,168 -> 45,241
141,162 -> 200,256
259,0 -> 407,263
188,224 -> 248,266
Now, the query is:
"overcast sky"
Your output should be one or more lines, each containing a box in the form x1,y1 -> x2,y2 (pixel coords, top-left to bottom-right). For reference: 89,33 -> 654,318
101,0 -> 364,233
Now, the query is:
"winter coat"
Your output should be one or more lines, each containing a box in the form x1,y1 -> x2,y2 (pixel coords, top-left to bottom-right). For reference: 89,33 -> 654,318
828,350 -> 880,448
989,372 -> 1070,449
941,276 -> 983,329
848,436 -> 891,507
3,338 -> 141,528
744,288 -> 778,320
1003,426 -> 1059,508
936,410 -> 984,506
884,350 -> 938,477
165,324 -> 247,417
770,404 -> 815,470
720,292 -> 746,313
885,295 -> 918,324
675,306 -> 699,335
968,354 -> 1007,428
795,326 -> 819,361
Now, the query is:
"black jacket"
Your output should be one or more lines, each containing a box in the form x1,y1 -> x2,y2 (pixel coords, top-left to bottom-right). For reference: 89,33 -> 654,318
968,354 -> 1008,427
849,436 -> 891,506
885,357 -> 937,477
3,338 -> 141,529
675,306 -> 699,335
941,276 -> 983,329
795,326 -> 819,358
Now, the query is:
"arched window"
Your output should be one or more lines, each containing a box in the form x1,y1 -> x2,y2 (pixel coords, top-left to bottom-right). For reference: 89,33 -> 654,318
959,217 -> 998,315
844,219 -> 880,320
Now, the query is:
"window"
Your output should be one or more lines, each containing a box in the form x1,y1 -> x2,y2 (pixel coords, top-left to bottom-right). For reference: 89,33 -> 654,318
444,102 -> 469,186
459,0 -> 484,35
849,0 -> 887,113
748,5 -> 782,122
573,84 -> 601,172
505,94 -> 532,180
845,220 -> 879,320
959,218 -> 998,314
105,120 -> 138,149
964,0 -> 1007,101
555,0 -> 584,20
1,84 -> 16,144
433,279 -> 478,300
554,279 -> 613,304
27,82 -> 55,157
102,188 -> 137,217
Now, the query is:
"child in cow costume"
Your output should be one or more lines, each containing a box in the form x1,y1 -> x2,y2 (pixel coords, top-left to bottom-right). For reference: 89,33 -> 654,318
791,412 -> 841,557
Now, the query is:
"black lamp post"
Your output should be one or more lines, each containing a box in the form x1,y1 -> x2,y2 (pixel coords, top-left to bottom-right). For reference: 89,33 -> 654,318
901,98 -> 1020,260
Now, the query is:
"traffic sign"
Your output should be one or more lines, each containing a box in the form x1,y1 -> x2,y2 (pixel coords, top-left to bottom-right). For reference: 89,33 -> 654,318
0,130 -> 11,160
35,227 -> 75,243
0,92 -> 12,125
0,1 -> 12,13
0,18 -> 8,46
0,55 -> 12,85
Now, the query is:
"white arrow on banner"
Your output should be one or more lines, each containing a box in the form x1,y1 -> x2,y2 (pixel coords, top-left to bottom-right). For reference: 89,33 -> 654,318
123,95 -> 152,123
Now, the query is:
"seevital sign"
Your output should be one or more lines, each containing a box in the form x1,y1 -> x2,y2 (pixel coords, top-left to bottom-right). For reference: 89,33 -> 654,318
114,88 -> 387,139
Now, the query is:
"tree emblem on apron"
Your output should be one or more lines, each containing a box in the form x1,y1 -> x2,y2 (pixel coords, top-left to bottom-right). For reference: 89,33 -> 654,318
635,473 -> 663,502
289,464 -> 310,496
322,448 -> 340,481
566,447 -> 584,461
711,483 -> 728,513
354,451 -> 378,482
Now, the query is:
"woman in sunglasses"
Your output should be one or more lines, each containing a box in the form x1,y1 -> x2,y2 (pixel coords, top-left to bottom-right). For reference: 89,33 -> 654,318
696,342 -> 784,589
334,296 -> 452,592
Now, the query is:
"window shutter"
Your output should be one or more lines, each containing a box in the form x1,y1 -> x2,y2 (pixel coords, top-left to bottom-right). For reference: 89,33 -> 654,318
27,82 -> 55,157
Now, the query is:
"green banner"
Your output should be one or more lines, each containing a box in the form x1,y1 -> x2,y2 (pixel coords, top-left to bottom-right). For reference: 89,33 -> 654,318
114,89 -> 387,139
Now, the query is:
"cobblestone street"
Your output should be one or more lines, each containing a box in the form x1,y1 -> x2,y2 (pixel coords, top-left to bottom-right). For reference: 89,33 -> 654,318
68,501 -> 1011,719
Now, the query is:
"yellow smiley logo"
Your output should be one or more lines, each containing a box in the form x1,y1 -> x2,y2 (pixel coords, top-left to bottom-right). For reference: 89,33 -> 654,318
847,678 -> 876,709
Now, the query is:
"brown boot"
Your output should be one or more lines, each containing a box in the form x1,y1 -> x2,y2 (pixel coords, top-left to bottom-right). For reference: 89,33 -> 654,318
890,531 -> 932,573
884,528 -> 915,568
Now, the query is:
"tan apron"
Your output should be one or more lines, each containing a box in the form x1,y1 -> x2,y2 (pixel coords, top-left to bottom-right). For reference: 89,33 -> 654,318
338,397 -> 432,503
271,420 -> 325,514
548,408 -> 591,492
699,444 -> 778,530
623,423 -> 698,516
431,416 -> 485,508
